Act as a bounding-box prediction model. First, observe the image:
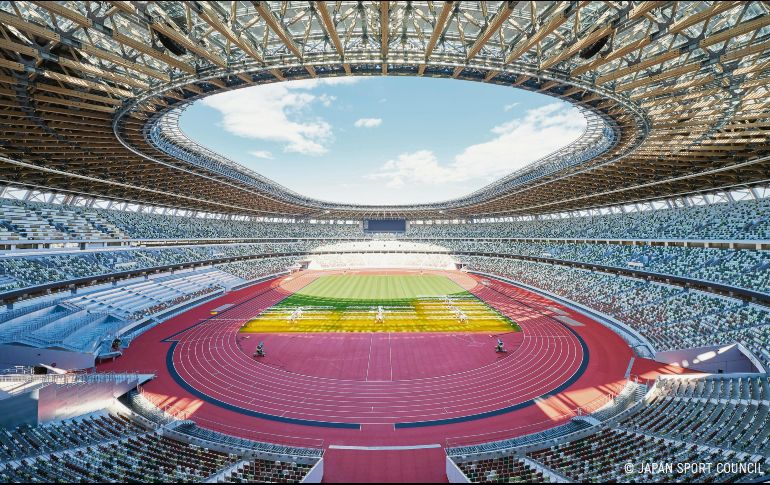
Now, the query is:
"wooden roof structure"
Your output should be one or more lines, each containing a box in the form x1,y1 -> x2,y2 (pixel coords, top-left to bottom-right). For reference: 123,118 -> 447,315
1,1 -> 769,219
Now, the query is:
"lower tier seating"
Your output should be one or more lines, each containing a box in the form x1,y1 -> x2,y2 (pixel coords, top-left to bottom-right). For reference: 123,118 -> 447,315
1,433 -> 240,483
0,407 -> 319,484
455,456 -> 549,483
0,413 -> 146,463
450,374 -> 769,483
219,459 -> 315,483
0,269 -> 242,353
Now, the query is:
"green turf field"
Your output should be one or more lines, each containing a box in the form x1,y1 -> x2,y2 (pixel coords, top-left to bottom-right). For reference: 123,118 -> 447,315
240,274 -> 520,333
294,274 -> 467,300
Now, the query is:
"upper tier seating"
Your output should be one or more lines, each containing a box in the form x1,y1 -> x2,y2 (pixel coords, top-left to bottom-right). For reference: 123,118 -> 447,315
0,200 -> 128,241
94,207 -> 361,240
407,197 -> 770,240
1,196 -> 768,241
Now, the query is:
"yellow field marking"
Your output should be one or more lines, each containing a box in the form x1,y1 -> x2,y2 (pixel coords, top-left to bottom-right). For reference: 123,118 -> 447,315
240,300 -> 515,333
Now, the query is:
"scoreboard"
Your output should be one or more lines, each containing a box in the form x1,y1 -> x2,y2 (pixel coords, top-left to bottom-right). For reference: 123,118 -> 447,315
363,219 -> 406,233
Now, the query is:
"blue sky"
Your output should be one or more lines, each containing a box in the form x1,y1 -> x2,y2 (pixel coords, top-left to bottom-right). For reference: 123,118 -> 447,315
180,76 -> 585,205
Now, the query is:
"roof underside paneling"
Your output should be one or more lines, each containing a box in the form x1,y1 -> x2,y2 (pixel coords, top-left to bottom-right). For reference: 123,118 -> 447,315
0,1 -> 768,219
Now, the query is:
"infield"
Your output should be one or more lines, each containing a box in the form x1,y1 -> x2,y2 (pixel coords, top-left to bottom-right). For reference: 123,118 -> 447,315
240,274 -> 519,333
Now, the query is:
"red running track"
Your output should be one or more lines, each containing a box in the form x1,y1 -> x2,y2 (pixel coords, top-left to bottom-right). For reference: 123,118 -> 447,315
99,270 -> 683,482
169,277 -> 582,425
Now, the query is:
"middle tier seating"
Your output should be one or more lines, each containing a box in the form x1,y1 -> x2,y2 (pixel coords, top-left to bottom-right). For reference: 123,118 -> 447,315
463,255 -> 770,370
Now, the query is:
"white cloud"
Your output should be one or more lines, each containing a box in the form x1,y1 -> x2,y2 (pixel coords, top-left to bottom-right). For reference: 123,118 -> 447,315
366,150 -> 451,188
318,94 -> 336,107
311,76 -> 362,86
503,102 -> 519,111
354,118 -> 383,128
200,77 -> 362,156
367,103 -> 585,187
280,77 -> 362,89
249,150 -> 273,159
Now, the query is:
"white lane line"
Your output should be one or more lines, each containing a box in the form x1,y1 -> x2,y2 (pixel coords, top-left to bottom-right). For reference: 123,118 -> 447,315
388,332 -> 393,382
328,444 -> 441,451
365,334 -> 373,382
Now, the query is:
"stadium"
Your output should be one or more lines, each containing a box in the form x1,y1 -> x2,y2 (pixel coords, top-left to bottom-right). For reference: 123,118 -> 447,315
0,0 -> 769,483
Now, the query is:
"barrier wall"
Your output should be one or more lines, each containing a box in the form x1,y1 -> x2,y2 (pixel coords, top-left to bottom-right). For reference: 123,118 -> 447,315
446,456 -> 471,483
0,391 -> 38,428
655,342 -> 764,373
0,373 -> 152,427
0,344 -> 95,370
